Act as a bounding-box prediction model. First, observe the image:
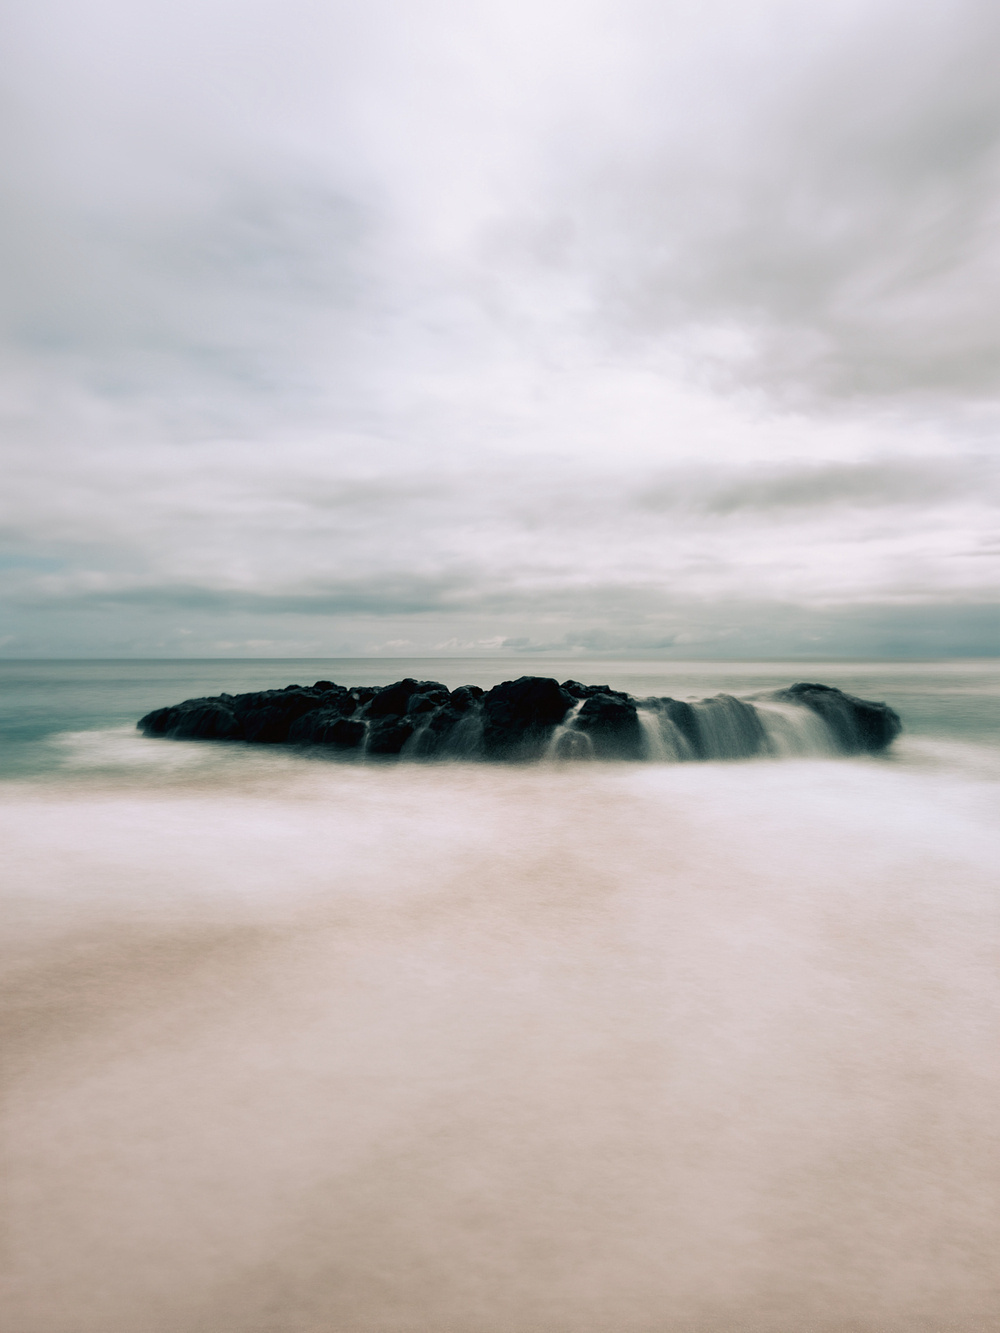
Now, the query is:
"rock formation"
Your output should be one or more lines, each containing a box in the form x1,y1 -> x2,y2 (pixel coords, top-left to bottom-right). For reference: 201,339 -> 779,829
138,676 -> 902,761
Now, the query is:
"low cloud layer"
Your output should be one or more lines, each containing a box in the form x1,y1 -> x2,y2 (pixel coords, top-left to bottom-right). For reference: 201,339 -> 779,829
1,0 -> 998,657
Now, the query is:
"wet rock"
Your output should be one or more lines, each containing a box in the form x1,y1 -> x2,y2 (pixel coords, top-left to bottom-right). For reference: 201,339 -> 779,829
405,687 -> 451,716
138,699 -> 243,740
561,680 -> 633,701
573,692 -> 645,760
235,690 -> 327,744
288,711 -> 366,748
481,676 -> 575,759
364,680 -> 449,719
561,680 -> 603,700
136,675 -> 902,762
138,705 -> 176,735
450,686 -> 484,711
777,683 -> 902,754
690,694 -> 769,760
656,699 -> 701,756
365,715 -> 415,756
349,686 -> 379,707
402,705 -> 466,757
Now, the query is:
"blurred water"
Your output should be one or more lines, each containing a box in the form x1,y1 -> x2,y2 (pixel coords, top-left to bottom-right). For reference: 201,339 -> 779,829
2,658 -> 999,1331
3,656 -> 1000,781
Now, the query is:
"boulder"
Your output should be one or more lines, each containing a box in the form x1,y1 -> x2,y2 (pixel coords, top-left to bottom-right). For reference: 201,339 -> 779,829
364,679 -> 449,719
648,698 -> 701,756
481,677 -> 575,759
365,715 -> 415,756
403,705 -> 466,757
138,705 -> 176,735
573,692 -> 645,760
288,710 -> 366,748
138,699 -> 243,740
235,689 -> 327,743
449,685 -> 484,711
777,683 -> 902,754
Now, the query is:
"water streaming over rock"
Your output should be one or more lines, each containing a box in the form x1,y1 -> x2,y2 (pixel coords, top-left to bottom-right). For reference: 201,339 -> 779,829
137,675 -> 902,763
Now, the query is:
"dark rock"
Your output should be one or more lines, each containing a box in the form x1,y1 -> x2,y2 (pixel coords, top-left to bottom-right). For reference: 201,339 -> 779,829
402,705 -> 465,757
406,687 -> 450,716
481,676 -> 574,759
777,683 -> 902,754
364,679 -> 448,719
138,699 -> 243,740
288,711 -> 366,748
450,686 -> 484,711
138,705 -> 176,735
305,689 -> 357,720
561,679 -> 596,699
561,681 -> 632,702
365,715 -> 415,756
349,686 -> 379,707
176,702 -> 244,741
431,702 -> 485,757
136,675 -> 902,761
235,689 -> 327,744
573,692 -> 645,760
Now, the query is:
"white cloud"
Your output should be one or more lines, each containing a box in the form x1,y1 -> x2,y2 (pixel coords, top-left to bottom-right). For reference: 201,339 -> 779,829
0,0 -> 998,656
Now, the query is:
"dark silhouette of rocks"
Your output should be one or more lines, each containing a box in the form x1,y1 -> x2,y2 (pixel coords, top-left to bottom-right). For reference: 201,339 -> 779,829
288,710 -> 365,748
573,693 -> 645,760
776,682 -> 902,753
138,675 -> 902,762
481,677 -> 575,759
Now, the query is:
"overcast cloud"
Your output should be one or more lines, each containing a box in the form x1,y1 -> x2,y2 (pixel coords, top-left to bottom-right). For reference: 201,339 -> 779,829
1,0 -> 998,657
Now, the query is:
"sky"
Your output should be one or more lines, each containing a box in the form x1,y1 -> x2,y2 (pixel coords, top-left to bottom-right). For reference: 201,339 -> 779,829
1,0 -> 998,658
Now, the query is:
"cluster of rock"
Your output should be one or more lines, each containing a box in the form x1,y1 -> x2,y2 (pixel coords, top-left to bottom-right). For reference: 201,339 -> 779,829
137,675 -> 901,761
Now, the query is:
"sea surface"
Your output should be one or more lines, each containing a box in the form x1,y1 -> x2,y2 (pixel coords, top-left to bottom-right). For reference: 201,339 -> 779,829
2,658 -> 999,1332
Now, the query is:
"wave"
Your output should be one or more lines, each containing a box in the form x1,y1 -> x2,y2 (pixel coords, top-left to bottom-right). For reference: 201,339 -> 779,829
137,676 -> 901,763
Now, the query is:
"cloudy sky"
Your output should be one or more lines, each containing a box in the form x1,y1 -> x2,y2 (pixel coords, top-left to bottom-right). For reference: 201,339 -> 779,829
2,0 -> 998,657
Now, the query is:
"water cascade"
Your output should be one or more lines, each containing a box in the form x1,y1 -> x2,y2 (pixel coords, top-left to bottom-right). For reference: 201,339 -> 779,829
547,701 -> 592,760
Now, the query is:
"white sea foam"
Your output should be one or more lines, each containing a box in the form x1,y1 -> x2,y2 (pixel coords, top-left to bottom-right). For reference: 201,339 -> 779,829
753,698 -> 838,756
3,743 -> 999,1331
636,705 -> 673,760
546,699 -> 590,759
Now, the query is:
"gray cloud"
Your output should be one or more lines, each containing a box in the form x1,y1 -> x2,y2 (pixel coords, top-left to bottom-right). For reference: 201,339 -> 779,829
9,0 -> 998,415
0,0 -> 998,657
555,1 -> 1000,401
0,171 -> 376,425
636,458 -> 996,515
20,577 -> 469,618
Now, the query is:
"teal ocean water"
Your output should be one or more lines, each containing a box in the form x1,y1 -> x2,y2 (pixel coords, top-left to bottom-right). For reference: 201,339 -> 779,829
3,658 -> 1000,1332
3,656 -> 1000,780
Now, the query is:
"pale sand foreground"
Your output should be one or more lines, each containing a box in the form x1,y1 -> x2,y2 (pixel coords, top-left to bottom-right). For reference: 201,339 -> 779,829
2,756 -> 999,1331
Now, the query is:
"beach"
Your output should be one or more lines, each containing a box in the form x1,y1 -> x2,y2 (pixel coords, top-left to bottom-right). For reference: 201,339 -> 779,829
2,659 -> 999,1330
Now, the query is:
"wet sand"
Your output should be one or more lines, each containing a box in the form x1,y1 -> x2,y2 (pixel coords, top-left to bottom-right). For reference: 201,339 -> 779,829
3,757 -> 999,1331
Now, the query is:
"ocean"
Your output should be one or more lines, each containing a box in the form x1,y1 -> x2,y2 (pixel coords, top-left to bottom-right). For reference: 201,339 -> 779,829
3,658 -> 999,1332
